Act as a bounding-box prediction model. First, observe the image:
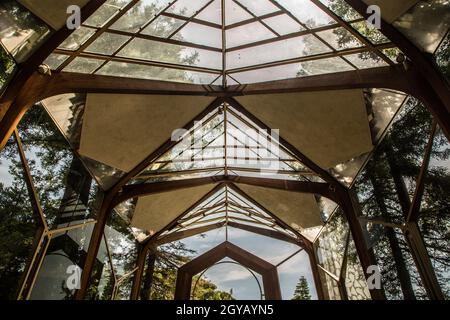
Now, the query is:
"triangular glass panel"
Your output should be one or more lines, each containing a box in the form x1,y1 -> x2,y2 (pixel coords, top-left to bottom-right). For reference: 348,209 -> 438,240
155,185 -> 298,243
132,102 -> 319,183
196,0 -> 222,25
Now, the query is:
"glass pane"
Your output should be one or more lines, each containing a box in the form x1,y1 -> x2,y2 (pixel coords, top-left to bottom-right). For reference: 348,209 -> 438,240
278,250 -> 317,300
30,224 -> 95,300
234,0 -> 279,16
166,0 -> 211,17
85,32 -> 130,55
117,38 -> 222,69
297,56 -> 354,76
114,275 -> 134,299
63,57 -> 105,74
0,136 -> 38,299
226,22 -> 276,48
318,0 -> 362,21
344,52 -> 389,69
434,31 -> 449,81
110,0 -> 167,33
227,226 -> 300,265
354,100 -> 434,224
173,22 -> 222,48
225,0 -> 252,25
227,35 -> 332,70
58,27 -> 95,51
196,0 -> 221,25
0,0 -> 50,62
18,105 -> 103,229
418,126 -> 450,298
350,21 -> 389,45
96,61 -> 219,84
275,0 -> 336,28
85,236 -> 114,300
344,235 -> 371,300
262,14 -> 305,35
84,0 -> 131,28
394,0 -> 450,53
316,209 -> 349,277
43,53 -> 69,70
141,15 -> 185,38
319,269 -> 341,300
41,93 -> 126,190
230,57 -> 350,83
316,27 -> 364,50
104,212 -> 138,279
0,44 -> 15,92
329,90 -> 407,187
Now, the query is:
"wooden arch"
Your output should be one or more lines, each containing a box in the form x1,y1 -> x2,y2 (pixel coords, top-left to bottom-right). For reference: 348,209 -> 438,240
175,241 -> 282,300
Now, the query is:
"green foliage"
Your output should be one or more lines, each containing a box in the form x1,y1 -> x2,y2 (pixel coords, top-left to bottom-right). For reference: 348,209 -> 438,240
355,99 -> 450,299
292,276 -> 311,300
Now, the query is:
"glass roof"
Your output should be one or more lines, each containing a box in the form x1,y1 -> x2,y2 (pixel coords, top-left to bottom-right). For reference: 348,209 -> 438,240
130,102 -> 322,184
44,0 -> 401,85
157,184 -> 299,243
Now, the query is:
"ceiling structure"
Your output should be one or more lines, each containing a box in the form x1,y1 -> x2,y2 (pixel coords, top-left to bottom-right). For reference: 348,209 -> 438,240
34,0 -> 407,86
0,0 -> 449,301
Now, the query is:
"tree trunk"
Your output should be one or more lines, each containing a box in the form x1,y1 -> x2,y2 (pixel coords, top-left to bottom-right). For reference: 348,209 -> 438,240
368,164 -> 416,300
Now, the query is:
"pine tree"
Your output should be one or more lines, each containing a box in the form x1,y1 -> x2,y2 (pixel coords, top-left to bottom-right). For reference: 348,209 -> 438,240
292,276 -> 311,300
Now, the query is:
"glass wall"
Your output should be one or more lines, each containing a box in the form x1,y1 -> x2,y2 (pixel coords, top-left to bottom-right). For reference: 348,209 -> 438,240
0,101 -> 104,299
353,95 -> 450,299
0,135 -> 38,299
313,208 -> 371,300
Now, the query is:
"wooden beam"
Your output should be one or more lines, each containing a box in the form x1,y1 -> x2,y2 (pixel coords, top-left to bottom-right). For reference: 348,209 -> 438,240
115,175 -> 339,206
155,222 -> 226,246
0,0 -> 108,146
227,65 -> 412,95
0,65 -> 417,150
130,245 -> 147,300
227,221 -> 300,246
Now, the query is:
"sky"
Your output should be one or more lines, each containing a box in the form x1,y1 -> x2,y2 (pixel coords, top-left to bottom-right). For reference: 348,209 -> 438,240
179,226 -> 318,300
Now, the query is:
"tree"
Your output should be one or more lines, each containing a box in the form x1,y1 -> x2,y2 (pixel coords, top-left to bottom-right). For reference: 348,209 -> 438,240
292,276 -> 311,300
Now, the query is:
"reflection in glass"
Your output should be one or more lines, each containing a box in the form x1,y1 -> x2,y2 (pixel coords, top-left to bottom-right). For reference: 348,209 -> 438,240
18,105 -> 103,229
418,126 -> 450,298
316,209 -> 349,278
30,225 -> 95,300
394,0 -> 450,53
0,0 -> 50,62
0,136 -> 39,299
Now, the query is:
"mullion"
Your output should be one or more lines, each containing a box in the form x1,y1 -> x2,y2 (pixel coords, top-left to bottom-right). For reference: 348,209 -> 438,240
226,22 -> 341,52
55,48 -> 221,74
167,0 -> 215,39
160,11 -> 222,29
144,109 -> 222,173
227,106 -> 317,177
227,42 -> 395,74
231,0 -> 280,37
227,114 -> 300,168
92,0 -> 181,74
266,0 -> 340,55
265,0 -> 363,70
225,11 -> 284,30
150,120 -> 224,173
95,27 -> 223,52
310,0 -> 394,65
